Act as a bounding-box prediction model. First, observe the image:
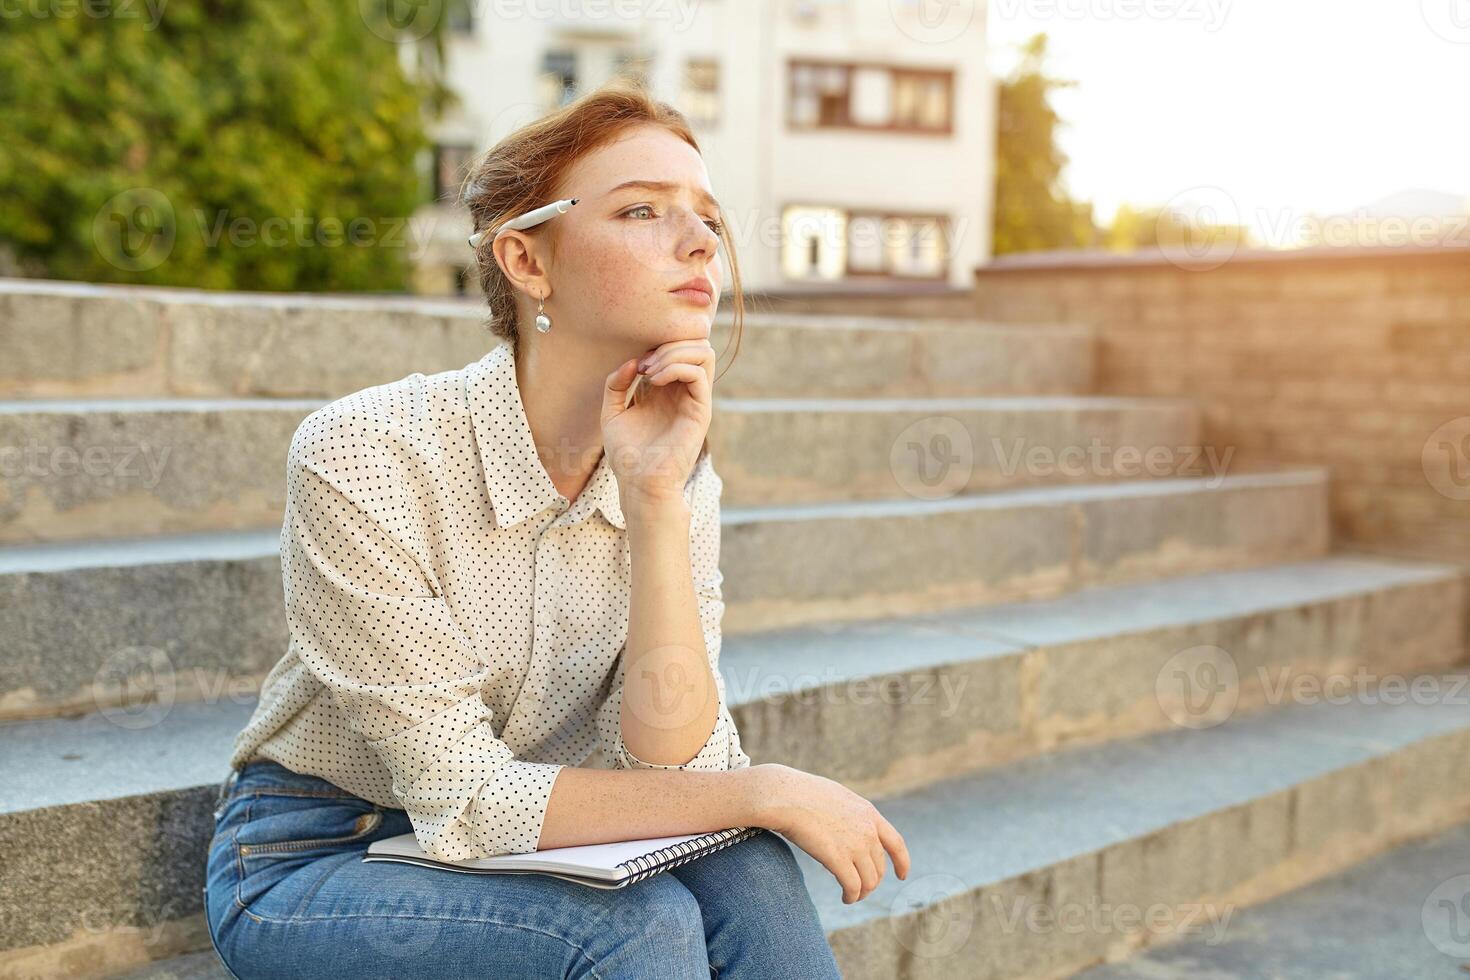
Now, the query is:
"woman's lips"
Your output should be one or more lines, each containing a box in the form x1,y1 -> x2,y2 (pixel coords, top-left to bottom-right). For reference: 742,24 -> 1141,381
671,288 -> 712,306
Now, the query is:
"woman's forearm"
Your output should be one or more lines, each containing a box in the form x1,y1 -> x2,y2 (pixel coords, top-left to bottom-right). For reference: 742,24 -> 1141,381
538,765 -> 764,850
617,491 -> 721,766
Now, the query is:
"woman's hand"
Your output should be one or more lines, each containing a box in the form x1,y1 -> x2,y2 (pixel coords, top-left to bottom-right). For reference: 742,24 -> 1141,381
747,763 -> 911,905
601,339 -> 715,504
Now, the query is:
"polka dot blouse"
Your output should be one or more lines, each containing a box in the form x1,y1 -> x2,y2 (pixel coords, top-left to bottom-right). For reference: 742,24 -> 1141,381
228,339 -> 751,862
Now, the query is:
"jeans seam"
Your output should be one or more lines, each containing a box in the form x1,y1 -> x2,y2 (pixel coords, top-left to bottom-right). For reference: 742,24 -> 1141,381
203,876 -> 246,980
221,906 -> 607,975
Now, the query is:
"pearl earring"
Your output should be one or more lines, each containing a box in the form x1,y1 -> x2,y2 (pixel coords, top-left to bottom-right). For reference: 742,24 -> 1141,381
535,293 -> 551,333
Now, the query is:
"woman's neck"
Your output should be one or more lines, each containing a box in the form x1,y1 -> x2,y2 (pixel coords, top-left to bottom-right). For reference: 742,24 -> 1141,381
513,337 -> 622,504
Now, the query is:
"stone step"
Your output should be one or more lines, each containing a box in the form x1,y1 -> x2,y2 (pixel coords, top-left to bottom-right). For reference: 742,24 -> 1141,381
0,470 -> 1330,722
0,394 -> 1202,543
2,553 -> 1459,975
0,278 -> 1095,400
711,394 -> 1203,507
804,672 -> 1470,979
1071,818 -> 1470,979
8,664 -> 1469,978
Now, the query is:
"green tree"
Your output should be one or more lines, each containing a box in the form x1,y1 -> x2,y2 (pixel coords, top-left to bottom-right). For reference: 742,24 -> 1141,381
0,0 -> 458,291
992,33 -> 1099,255
1105,202 -> 1255,253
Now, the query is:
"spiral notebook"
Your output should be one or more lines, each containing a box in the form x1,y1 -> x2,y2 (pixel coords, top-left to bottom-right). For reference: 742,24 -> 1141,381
362,826 -> 766,889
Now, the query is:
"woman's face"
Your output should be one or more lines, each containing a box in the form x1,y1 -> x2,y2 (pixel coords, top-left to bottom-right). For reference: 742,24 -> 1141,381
530,124 -> 725,349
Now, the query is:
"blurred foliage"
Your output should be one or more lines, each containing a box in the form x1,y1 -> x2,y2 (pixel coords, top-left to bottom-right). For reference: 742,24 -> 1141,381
0,0 -> 461,291
1105,202 -> 1254,253
993,33 -> 1099,255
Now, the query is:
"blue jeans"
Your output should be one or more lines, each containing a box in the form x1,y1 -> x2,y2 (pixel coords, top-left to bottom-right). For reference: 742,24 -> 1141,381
204,759 -> 843,979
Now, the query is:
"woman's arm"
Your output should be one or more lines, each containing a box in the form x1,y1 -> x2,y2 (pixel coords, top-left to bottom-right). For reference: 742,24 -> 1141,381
616,486 -> 725,765
538,764 -> 761,849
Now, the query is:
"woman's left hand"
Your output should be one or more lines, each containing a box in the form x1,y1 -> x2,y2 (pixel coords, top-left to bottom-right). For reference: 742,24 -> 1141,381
600,338 -> 715,506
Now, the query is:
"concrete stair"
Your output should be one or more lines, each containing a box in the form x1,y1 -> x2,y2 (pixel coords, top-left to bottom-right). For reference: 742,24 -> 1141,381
0,279 -> 1465,979
0,393 -> 1205,543
9,665 -> 1469,978
2,470 -> 1332,722
1072,816 -> 1470,978
0,279 -> 1093,400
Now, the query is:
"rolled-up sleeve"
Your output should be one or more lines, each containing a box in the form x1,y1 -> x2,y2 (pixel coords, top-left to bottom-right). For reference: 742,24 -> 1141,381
597,453 -> 752,772
283,422 -> 564,861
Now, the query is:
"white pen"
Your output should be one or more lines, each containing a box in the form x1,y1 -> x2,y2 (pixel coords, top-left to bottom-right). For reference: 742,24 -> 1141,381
467,198 -> 646,409
467,197 -> 579,248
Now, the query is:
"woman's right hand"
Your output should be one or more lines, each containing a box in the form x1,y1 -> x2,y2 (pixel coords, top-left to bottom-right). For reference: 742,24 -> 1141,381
744,763 -> 910,904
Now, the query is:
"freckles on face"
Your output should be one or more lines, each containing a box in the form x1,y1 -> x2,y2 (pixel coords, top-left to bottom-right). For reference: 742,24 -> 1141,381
578,220 -> 652,323
565,212 -> 709,341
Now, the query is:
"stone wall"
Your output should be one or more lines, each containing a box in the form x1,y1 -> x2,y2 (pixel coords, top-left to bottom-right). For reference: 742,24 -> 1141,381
973,244 -> 1470,566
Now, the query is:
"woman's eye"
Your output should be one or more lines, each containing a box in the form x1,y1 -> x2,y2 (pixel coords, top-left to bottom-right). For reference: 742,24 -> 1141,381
624,205 -> 721,235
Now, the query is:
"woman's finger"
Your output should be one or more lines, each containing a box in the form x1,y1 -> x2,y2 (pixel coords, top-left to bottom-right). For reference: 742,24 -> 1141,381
602,357 -> 641,418
646,362 -> 710,407
639,340 -> 715,383
875,814 -> 911,880
647,361 -> 703,387
853,851 -> 881,901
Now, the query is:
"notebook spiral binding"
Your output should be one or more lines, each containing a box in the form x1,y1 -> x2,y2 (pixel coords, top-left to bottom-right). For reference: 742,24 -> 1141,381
616,827 -> 767,885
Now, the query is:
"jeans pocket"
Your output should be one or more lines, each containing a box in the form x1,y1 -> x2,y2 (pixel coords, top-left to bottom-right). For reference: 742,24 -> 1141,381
235,794 -> 385,857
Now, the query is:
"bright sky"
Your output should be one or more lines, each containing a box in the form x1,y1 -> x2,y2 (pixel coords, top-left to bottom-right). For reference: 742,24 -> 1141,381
985,0 -> 1470,240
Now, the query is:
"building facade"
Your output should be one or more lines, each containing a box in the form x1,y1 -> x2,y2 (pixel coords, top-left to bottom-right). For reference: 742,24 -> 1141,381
409,0 -> 996,297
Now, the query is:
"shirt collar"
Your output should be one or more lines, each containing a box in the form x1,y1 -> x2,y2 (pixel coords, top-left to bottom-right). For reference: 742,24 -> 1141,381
466,340 -> 627,531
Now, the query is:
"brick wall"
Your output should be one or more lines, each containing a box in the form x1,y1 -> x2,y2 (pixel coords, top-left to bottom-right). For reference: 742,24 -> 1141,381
973,245 -> 1470,567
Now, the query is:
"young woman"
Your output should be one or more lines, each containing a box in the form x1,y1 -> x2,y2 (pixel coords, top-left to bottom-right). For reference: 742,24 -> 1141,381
204,82 -> 909,979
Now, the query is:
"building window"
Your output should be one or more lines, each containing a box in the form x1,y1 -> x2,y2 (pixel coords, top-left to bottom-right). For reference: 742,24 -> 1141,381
788,59 -> 953,134
614,50 -> 652,89
683,58 -> 720,128
432,144 -> 474,204
782,206 -> 949,281
446,0 -> 474,35
781,206 -> 846,280
541,50 -> 578,108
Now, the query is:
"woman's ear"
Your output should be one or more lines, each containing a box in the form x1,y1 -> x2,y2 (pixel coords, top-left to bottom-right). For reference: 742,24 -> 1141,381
492,229 -> 548,297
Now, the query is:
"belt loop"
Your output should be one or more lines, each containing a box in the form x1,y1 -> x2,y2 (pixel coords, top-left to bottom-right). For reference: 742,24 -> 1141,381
213,766 -> 242,816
